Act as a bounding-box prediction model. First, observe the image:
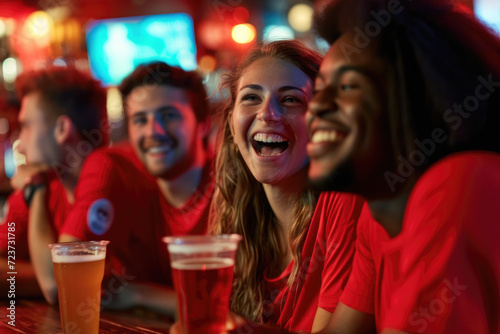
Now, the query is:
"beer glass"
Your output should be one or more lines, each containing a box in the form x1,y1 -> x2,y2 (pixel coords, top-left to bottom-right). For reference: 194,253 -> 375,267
48,240 -> 109,334
163,234 -> 241,334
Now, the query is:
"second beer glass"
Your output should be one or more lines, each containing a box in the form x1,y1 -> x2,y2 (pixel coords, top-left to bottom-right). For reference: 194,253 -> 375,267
163,234 -> 241,334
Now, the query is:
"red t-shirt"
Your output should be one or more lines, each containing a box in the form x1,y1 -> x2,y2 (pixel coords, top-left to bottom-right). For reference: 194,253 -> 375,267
61,144 -> 215,287
59,142 -> 171,285
0,176 -> 71,260
159,159 -> 215,237
0,191 -> 29,259
143,158 -> 214,291
261,191 -> 364,332
341,151 -> 500,333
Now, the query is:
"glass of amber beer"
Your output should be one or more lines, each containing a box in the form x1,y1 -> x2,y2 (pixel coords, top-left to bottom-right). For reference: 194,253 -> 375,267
48,240 -> 109,334
163,234 -> 241,334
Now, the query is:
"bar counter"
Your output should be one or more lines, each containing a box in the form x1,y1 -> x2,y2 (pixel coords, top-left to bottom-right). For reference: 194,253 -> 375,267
1,299 -> 173,333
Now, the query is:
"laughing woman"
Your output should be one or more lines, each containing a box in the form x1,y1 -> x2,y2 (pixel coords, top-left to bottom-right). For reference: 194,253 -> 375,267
211,40 -> 364,333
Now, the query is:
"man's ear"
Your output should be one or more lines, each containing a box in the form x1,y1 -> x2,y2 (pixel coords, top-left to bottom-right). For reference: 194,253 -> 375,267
53,115 -> 77,145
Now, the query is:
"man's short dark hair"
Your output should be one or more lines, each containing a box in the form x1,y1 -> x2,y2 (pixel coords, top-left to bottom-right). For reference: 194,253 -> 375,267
118,62 -> 209,123
16,66 -> 107,148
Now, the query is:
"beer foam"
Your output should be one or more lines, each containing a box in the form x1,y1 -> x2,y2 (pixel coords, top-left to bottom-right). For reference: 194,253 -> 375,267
167,243 -> 237,254
52,253 -> 106,263
171,257 -> 234,270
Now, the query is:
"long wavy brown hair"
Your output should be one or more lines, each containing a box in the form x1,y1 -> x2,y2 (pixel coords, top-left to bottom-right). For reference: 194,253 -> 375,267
210,40 -> 323,321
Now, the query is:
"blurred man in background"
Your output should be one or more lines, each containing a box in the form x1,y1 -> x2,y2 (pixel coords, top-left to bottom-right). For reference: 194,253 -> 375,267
0,66 -> 108,302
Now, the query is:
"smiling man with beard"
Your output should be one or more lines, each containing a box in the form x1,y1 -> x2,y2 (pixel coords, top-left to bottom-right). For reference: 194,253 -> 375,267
120,62 -> 214,236
56,62 -> 214,316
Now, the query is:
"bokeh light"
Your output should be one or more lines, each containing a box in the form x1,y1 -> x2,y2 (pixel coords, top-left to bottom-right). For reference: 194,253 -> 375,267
263,25 -> 295,42
2,58 -> 18,83
199,54 -> 217,73
231,23 -> 256,44
106,87 -> 124,123
198,20 -> 227,49
0,19 -> 6,37
25,11 -> 52,37
288,3 -> 313,32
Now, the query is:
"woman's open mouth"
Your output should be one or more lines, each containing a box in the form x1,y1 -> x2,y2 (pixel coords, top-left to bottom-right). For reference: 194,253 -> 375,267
251,133 -> 289,157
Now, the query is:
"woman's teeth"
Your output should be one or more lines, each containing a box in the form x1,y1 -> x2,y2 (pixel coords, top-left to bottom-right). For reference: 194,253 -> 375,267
253,133 -> 287,143
252,133 -> 289,156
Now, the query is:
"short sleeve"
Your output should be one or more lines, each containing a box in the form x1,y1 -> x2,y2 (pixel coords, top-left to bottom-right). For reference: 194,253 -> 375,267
339,203 -> 376,314
0,191 -> 30,259
59,150 -> 119,240
318,192 -> 365,312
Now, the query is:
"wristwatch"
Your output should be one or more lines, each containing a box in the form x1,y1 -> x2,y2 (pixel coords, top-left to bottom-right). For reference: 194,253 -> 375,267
23,183 -> 47,208
23,171 -> 50,207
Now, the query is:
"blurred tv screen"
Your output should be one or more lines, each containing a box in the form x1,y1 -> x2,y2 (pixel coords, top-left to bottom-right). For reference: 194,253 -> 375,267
85,12 -> 197,86
475,0 -> 500,36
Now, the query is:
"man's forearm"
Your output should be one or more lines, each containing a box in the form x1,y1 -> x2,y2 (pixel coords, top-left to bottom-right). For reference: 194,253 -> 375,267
28,188 -> 58,305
